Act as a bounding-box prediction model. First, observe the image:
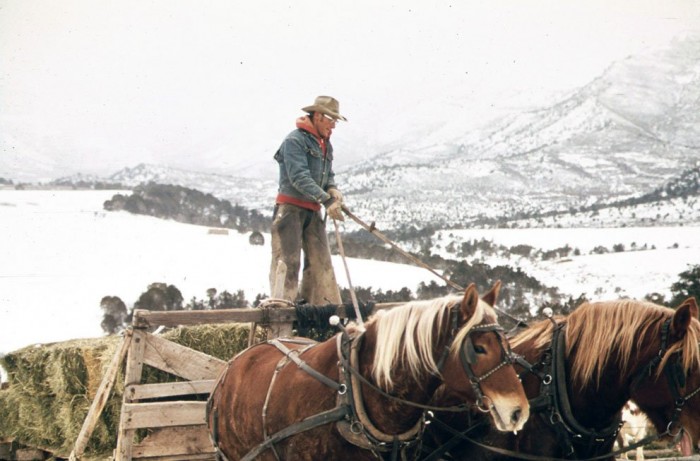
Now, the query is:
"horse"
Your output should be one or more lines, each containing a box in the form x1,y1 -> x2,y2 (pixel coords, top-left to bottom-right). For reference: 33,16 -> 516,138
424,296 -> 700,461
206,283 -> 530,460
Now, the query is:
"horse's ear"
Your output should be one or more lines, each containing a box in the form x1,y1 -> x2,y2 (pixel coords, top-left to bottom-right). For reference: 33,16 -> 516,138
482,280 -> 502,307
670,298 -> 698,340
460,283 -> 480,322
684,297 -> 699,319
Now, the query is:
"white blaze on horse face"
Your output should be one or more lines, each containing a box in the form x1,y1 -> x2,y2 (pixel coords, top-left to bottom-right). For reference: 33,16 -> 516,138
489,397 -> 529,432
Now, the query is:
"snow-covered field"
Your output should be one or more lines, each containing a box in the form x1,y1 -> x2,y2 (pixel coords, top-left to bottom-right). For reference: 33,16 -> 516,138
2,189 -> 699,363
438,227 -> 700,300
0,190 -> 444,356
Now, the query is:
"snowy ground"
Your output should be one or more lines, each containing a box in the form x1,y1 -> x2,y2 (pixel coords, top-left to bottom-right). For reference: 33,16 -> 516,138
0,190 -> 444,357
437,227 -> 700,300
2,189 -> 699,364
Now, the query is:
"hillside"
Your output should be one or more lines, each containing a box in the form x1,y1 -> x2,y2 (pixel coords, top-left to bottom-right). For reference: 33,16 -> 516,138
343,35 -> 700,228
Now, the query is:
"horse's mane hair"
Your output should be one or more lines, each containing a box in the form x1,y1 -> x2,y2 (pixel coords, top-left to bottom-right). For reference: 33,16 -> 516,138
511,301 -> 700,390
369,294 -> 495,389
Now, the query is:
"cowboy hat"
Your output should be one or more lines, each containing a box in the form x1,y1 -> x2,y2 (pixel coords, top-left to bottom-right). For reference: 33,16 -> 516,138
302,96 -> 348,122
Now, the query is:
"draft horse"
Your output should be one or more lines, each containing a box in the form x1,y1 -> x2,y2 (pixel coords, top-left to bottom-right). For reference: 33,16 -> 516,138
207,283 -> 529,460
425,296 -> 700,460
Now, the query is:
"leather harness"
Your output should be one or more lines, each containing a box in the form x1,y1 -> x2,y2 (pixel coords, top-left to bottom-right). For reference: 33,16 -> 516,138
425,316 -> 700,461
207,306 -> 516,461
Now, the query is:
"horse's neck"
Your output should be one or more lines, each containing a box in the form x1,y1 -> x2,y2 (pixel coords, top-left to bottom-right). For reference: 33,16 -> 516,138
519,340 -> 627,427
357,328 -> 440,433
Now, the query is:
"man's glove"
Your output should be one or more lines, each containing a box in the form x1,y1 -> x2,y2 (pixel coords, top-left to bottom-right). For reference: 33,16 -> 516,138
323,197 -> 344,221
328,188 -> 344,204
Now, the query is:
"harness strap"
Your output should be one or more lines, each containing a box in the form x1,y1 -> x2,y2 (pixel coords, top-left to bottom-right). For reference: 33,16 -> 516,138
240,406 -> 350,461
267,338 -> 342,391
549,325 -> 621,456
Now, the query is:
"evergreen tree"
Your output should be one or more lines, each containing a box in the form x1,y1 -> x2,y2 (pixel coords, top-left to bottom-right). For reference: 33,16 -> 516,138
669,265 -> 700,307
100,296 -> 128,334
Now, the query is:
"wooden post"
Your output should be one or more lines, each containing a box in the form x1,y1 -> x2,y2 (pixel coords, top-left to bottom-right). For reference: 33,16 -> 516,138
115,328 -> 147,461
69,332 -> 132,461
270,260 -> 294,338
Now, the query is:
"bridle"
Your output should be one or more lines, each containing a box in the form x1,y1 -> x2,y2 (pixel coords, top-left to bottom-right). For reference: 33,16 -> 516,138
425,315 -> 700,461
424,303 -> 520,413
333,303 -> 518,460
630,318 -> 700,439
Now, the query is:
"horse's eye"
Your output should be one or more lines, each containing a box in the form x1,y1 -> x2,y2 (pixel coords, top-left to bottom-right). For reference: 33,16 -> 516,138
474,345 -> 487,354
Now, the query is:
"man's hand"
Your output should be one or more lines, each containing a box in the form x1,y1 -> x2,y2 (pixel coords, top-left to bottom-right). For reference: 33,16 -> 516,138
328,188 -> 344,203
324,197 -> 344,221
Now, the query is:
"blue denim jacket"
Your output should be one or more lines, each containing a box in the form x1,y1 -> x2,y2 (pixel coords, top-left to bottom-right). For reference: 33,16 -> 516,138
274,128 -> 337,204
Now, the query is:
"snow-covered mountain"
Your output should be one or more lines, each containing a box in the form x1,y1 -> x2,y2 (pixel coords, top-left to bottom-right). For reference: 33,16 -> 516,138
9,35 -> 700,229
342,35 -> 700,228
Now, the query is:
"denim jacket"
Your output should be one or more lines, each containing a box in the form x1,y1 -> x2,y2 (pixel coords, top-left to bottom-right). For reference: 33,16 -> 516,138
274,128 -> 337,204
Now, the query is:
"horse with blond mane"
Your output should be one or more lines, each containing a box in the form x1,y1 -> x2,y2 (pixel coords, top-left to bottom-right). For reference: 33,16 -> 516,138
207,283 -> 529,460
424,296 -> 700,460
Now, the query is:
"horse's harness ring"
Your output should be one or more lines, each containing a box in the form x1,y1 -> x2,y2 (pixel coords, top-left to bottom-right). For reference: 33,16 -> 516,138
430,315 -> 700,461
209,302 -> 516,461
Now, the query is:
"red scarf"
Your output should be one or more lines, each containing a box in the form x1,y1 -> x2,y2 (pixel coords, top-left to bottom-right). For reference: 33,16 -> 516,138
296,116 -> 327,156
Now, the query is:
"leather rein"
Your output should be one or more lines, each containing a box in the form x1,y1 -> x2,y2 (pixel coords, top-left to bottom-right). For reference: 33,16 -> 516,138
425,316 -> 700,461
213,304 -> 516,461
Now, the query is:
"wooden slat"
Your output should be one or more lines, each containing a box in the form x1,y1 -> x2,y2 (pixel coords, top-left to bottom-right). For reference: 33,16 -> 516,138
69,332 -> 132,461
121,402 -> 207,430
132,302 -> 397,328
126,380 -> 215,400
132,308 -> 295,328
116,329 -> 148,461
133,455 -> 215,461
131,426 -> 215,458
143,334 -> 225,381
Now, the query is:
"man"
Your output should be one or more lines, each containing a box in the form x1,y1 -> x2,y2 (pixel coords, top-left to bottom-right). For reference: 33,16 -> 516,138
269,95 -> 347,305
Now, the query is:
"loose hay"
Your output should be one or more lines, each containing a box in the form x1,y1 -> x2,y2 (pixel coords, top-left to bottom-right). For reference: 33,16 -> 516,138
0,322 -> 255,459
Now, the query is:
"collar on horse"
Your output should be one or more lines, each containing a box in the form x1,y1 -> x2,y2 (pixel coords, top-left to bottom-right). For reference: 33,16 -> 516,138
211,302 -> 515,461
428,316 -> 700,461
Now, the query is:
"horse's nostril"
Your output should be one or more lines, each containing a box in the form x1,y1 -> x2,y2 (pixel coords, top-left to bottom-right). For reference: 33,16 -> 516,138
511,408 -> 522,424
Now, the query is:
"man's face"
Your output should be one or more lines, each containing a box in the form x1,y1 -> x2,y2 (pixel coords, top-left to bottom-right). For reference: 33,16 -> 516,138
313,112 -> 337,139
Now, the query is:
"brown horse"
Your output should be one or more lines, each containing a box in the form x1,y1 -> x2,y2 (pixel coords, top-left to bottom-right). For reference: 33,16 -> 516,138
207,284 -> 529,460
424,297 -> 700,460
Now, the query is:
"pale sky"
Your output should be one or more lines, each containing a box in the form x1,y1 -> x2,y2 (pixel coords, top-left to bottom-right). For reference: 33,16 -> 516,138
1,0 -> 699,181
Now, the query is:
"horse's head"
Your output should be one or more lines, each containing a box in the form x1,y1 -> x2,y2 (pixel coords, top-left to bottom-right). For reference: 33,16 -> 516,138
439,282 -> 530,432
630,297 -> 700,456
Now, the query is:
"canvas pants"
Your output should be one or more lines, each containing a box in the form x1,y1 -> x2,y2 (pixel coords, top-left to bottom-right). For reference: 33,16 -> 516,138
269,204 -> 342,305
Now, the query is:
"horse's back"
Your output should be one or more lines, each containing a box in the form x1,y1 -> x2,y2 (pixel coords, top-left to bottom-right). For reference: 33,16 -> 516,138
208,337 -> 355,460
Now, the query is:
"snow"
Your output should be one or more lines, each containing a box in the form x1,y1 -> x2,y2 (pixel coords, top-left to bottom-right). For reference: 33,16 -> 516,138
0,190 -> 444,357
2,189 -> 700,383
438,227 -> 700,300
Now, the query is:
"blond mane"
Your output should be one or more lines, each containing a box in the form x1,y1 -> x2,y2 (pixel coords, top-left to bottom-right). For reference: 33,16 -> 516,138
512,301 -> 700,390
370,294 -> 496,389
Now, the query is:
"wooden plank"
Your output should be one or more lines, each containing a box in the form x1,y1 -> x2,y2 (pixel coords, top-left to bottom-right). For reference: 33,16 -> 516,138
132,308 -> 295,328
133,454 -> 215,461
131,426 -> 215,458
132,302 -> 398,329
116,329 -> 148,461
142,334 -> 225,381
120,402 -> 207,430
69,332 -> 132,461
126,380 -> 215,400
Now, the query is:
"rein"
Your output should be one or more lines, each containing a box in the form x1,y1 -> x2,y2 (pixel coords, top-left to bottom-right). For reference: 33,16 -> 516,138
429,315 -> 700,461
340,206 -> 528,329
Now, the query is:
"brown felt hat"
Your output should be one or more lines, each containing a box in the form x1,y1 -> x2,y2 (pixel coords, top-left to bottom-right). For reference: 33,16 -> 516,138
302,95 -> 348,122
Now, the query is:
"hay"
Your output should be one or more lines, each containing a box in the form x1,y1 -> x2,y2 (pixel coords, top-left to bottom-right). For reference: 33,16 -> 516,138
0,322 -> 255,459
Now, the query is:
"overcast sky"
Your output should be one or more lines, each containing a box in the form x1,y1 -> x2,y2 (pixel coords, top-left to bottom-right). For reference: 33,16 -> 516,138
1,0 -> 699,181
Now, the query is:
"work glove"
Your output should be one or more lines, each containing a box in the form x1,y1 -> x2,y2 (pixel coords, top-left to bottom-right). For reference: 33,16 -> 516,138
328,187 -> 344,204
323,197 -> 344,221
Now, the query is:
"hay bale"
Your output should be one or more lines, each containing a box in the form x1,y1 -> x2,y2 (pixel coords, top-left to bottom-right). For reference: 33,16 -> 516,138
0,322 -> 255,459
